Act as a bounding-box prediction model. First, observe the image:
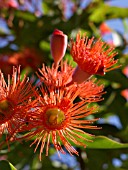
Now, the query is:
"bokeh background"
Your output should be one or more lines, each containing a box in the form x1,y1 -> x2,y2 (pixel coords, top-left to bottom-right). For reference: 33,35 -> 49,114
0,0 -> 128,170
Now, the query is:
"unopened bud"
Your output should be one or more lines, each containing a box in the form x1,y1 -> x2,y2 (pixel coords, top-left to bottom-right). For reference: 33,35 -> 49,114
7,0 -> 19,8
50,29 -> 67,66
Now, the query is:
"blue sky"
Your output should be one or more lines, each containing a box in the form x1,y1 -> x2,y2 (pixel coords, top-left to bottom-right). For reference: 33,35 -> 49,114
106,0 -> 128,8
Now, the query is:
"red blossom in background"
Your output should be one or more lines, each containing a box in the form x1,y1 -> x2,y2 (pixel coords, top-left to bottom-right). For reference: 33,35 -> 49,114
122,65 -> 128,78
121,89 -> 128,101
0,47 -> 42,75
100,23 -> 112,36
11,48 -> 42,70
121,66 -> 128,101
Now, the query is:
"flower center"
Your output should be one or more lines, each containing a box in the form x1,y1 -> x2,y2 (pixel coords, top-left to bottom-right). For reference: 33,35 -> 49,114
0,99 -> 13,121
45,108 -> 65,127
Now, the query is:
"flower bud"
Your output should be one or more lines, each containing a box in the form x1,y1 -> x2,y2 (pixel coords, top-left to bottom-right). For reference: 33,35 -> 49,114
50,29 -> 67,66
7,0 -> 19,8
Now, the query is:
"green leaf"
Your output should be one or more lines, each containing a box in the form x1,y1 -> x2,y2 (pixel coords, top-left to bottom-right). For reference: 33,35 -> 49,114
40,41 -> 50,51
15,11 -> 36,22
106,6 -> 128,19
64,53 -> 77,67
86,136 -> 128,149
89,4 -> 128,23
0,160 -> 17,170
89,3 -> 106,23
42,2 -> 50,15
103,70 -> 128,89
69,132 -> 128,149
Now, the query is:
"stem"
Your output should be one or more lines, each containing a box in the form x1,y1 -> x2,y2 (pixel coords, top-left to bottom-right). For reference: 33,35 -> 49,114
77,148 -> 87,170
71,66 -> 92,84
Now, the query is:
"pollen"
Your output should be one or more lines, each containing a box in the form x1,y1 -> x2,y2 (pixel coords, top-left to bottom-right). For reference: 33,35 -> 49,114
45,108 -> 65,127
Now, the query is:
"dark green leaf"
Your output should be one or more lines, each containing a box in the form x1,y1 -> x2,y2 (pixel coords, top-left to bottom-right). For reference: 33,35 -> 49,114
86,136 -> 128,149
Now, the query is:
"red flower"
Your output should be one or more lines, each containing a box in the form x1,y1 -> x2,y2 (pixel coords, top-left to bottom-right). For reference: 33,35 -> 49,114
0,66 -> 36,142
78,79 -> 104,102
0,47 -> 42,75
37,61 -> 104,102
37,61 -> 73,87
13,48 -> 42,70
99,23 -> 111,36
121,89 -> 128,101
122,66 -> 128,78
18,84 -> 99,160
15,62 -> 102,160
70,33 -> 119,76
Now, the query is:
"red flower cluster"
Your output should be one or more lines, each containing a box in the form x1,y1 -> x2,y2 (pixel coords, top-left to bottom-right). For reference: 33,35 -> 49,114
0,29 -> 119,160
